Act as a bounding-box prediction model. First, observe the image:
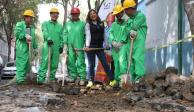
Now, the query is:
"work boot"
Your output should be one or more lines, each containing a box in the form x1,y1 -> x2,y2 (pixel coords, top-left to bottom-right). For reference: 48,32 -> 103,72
37,81 -> 43,85
79,80 -> 85,86
50,80 -> 61,92
17,81 -> 27,85
135,76 -> 143,84
86,81 -> 93,88
37,78 -> 45,85
65,76 -> 75,83
109,80 -> 117,87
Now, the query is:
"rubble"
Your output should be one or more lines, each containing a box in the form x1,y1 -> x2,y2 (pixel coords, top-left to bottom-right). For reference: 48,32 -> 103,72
20,107 -> 45,112
38,94 -> 66,107
123,67 -> 194,111
59,87 -> 80,95
165,67 -> 178,75
15,98 -> 39,108
1,67 -> 194,111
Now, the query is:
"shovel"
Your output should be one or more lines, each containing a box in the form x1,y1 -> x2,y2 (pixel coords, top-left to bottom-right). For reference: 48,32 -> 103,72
121,37 -> 134,89
26,28 -> 37,83
62,49 -> 68,86
46,46 -> 51,84
28,41 -> 32,74
74,47 -> 110,51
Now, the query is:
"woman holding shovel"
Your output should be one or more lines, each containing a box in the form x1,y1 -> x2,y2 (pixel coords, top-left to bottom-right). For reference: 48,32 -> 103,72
85,9 -> 115,88
109,5 -> 129,87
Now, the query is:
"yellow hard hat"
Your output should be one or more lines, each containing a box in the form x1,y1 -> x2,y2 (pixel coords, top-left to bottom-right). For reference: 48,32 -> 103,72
123,0 -> 136,9
50,7 -> 59,13
112,4 -> 124,15
23,10 -> 34,17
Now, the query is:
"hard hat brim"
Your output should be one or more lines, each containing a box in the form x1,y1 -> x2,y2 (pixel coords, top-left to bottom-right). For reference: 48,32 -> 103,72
50,12 -> 59,14
71,12 -> 80,14
112,9 -> 124,15
123,4 -> 136,9
24,15 -> 35,17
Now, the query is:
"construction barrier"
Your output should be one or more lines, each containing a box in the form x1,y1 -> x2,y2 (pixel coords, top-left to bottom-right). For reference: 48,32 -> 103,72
94,54 -> 112,83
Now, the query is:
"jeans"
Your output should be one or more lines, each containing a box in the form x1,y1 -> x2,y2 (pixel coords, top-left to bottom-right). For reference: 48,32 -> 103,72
86,50 -> 114,81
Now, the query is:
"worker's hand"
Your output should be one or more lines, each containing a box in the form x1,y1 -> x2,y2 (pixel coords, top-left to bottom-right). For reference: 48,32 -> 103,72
105,45 -> 111,50
130,30 -> 137,39
112,41 -> 123,49
84,47 -> 90,52
112,41 -> 118,48
116,42 -> 123,48
34,49 -> 38,57
59,47 -> 63,54
26,34 -> 31,43
47,40 -> 53,46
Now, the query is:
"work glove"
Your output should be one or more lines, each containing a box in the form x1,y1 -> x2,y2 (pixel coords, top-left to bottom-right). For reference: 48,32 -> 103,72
112,41 -> 123,49
33,49 -> 38,57
84,47 -> 90,52
105,45 -> 111,50
112,41 -> 123,52
130,30 -> 137,39
63,44 -> 68,54
47,40 -> 53,46
26,34 -> 31,43
112,41 -> 118,48
59,47 -> 63,54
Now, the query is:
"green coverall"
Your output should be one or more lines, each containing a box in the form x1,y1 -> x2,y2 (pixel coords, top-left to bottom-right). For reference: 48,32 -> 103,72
38,20 -> 63,83
126,11 -> 147,81
63,20 -> 86,81
109,19 -> 129,82
14,21 -> 37,84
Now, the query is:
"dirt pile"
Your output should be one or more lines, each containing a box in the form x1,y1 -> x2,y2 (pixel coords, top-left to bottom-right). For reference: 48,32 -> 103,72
123,67 -> 194,111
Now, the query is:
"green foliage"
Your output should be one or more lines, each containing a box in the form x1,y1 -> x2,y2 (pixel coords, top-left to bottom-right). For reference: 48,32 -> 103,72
0,0 -> 40,37
0,0 -> 40,60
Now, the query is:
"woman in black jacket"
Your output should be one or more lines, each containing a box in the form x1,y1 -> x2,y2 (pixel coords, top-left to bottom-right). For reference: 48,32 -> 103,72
85,9 -> 115,88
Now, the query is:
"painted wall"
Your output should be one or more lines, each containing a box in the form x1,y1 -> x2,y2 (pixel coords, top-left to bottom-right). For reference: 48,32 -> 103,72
142,0 -> 193,75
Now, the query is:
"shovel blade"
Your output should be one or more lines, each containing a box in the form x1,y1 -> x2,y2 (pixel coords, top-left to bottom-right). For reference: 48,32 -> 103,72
121,74 -> 132,90
26,72 -> 37,84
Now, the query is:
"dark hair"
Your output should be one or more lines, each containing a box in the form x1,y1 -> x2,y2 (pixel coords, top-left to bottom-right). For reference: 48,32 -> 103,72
86,9 -> 101,24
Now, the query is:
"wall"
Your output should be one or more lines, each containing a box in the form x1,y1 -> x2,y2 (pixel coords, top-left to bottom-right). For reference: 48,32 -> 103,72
142,0 -> 193,75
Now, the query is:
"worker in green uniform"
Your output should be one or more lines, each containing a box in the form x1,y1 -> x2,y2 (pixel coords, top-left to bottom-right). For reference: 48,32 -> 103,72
63,7 -> 86,86
109,5 -> 129,86
123,0 -> 148,83
14,10 -> 37,84
37,8 -> 63,84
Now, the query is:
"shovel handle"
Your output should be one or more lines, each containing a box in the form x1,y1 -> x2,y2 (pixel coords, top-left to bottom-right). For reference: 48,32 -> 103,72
74,48 -> 109,51
62,54 -> 67,87
28,42 -> 32,60
47,46 -> 51,83
127,37 -> 134,74
28,42 -> 32,67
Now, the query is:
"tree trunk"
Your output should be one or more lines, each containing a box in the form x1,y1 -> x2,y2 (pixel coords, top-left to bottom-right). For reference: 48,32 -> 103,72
87,0 -> 91,10
7,39 -> 11,61
183,0 -> 194,75
2,17 -> 12,61
95,0 -> 100,11
69,0 -> 78,8
62,0 -> 68,24
98,0 -> 105,12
